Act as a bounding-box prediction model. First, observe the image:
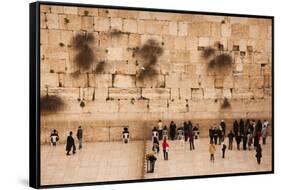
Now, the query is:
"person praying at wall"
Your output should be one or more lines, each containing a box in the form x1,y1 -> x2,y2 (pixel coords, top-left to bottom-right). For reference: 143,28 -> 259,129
50,129 -> 59,146
122,127 -> 130,143
227,130 -> 234,150
66,131 -> 76,156
76,126 -> 83,149
169,121 -> 177,140
158,120 -> 163,140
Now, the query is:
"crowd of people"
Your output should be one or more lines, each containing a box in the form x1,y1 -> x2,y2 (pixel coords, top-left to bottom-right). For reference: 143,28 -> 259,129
48,118 -> 270,173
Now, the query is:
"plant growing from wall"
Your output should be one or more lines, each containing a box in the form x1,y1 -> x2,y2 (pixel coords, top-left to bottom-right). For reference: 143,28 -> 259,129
41,88 -> 65,113
134,39 -> 163,80
221,97 -> 231,109
71,32 -> 95,70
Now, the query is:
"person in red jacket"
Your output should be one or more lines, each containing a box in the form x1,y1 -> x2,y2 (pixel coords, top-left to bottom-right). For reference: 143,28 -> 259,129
162,136 -> 169,160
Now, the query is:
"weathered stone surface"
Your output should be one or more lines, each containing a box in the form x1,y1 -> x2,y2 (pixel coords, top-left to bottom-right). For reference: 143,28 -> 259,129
191,88 -> 204,99
108,88 -> 141,99
142,88 -> 170,99
41,73 -> 58,88
113,74 -> 135,88
94,17 -> 110,31
168,99 -> 188,113
148,99 -> 168,112
89,74 -> 112,88
107,48 -> 123,61
119,100 -> 148,113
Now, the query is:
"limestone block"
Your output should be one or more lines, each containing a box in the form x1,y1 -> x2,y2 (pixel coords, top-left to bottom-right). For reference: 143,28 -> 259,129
119,100 -> 148,113
231,24 -> 249,38
59,14 -> 82,31
211,23 -> 221,37
40,13 -> 47,29
64,74 -> 88,88
108,88 -> 141,99
142,88 -> 170,99
171,88 -> 180,100
46,13 -> 59,29
89,74 -> 112,88
264,88 -> 272,98
46,87 -> 79,100
178,22 -> 188,36
250,76 -> 264,89
113,74 -> 135,88
221,23 -> 231,37
168,99 -> 188,113
251,88 -> 264,99
40,5 -> 51,13
107,48 -> 123,61
189,51 -> 201,63
40,29 -> 48,44
123,19 -> 138,33
244,99 -> 271,113
97,33 -> 111,48
82,87 -> 95,101
44,58 -> 66,73
166,73 -> 189,88
139,11 -> 152,20
142,20 -> 162,34
117,10 -> 139,19
249,25 -> 259,39
264,75 -> 271,88
171,50 -> 190,62
47,29 -> 61,45
189,99 -> 220,112
174,36 -> 186,50
232,88 -> 253,99
114,60 -> 136,75
149,99 -> 168,112
140,34 -> 162,44
94,88 -> 108,101
168,21 -> 178,35
63,6 -> 78,15
191,88 -> 204,99
128,34 -> 141,48
189,23 -> 211,37
198,37 -> 210,47
203,88 -> 223,99
60,30 -> 73,46
41,73 -> 58,88
200,76 -> 215,88
179,88 -> 191,100
87,100 -> 119,113
136,74 -> 165,88
81,16 -> 94,31
78,7 -> 99,16
186,37 -> 198,50
94,17 -> 110,32
222,88 -> 232,99
110,17 -> 123,31
98,8 -> 118,17
111,34 -> 129,48
234,75 -> 250,89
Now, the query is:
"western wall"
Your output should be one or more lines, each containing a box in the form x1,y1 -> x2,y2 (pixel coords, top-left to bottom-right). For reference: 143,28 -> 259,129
39,5 -> 272,143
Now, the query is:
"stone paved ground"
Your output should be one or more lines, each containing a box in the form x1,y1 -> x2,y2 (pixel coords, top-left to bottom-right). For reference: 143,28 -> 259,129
41,141 -> 144,185
41,137 -> 272,185
145,137 -> 272,179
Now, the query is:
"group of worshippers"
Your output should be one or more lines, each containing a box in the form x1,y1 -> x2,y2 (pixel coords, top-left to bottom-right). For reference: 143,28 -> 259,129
208,119 -> 269,165
50,126 -> 83,156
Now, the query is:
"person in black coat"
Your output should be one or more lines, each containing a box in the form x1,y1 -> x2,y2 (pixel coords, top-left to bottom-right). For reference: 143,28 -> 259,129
227,130 -> 234,150
169,121 -> 177,140
213,127 -> 218,145
233,120 -> 239,137
235,132 -> 241,150
148,154 -> 157,173
222,142 -> 227,158
239,119 -> 245,136
76,126 -> 83,149
183,122 -> 189,141
66,131 -> 76,156
256,144 -> 262,164
209,126 -> 214,144
220,120 -> 226,140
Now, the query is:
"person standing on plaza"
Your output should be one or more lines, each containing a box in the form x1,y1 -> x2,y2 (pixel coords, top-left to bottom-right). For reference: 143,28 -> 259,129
255,144 -> 262,164
209,141 -> 216,162
235,132 -> 241,150
213,126 -> 218,145
169,121 -> 177,140
147,153 -> 157,173
227,130 -> 234,150
189,129 -> 195,151
209,126 -> 214,144
233,120 -> 239,137
239,119 -> 245,136
162,136 -> 169,160
262,120 -> 269,145
221,142 -> 227,158
183,121 -> 189,142
66,131 -> 76,156
76,126 -> 83,149
220,120 -> 226,141
152,137 -> 160,154
218,124 -> 223,145
50,129 -> 59,146
158,120 -> 163,140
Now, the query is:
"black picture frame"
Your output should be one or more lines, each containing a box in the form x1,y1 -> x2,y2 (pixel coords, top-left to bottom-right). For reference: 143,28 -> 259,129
29,1 -> 274,188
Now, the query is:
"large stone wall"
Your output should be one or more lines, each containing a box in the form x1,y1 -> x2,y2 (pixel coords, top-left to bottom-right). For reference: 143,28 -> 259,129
40,5 -> 272,143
